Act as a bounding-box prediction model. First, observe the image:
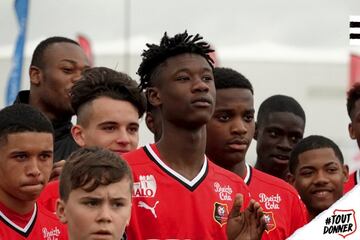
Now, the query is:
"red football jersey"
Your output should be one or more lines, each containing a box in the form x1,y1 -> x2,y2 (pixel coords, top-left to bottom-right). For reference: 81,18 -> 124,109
123,144 -> 251,240
344,169 -> 359,193
38,180 -> 59,213
244,164 -> 307,240
0,202 -> 67,240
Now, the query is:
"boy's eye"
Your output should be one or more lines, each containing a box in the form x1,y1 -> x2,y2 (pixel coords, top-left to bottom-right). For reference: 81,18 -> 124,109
176,76 -> 190,81
83,200 -> 99,207
14,154 -> 27,161
244,114 -> 254,122
102,126 -> 116,131
39,153 -> 51,161
300,170 -> 313,177
202,75 -> 213,81
290,135 -> 302,143
62,67 -> 74,73
112,202 -> 125,208
128,126 -> 139,134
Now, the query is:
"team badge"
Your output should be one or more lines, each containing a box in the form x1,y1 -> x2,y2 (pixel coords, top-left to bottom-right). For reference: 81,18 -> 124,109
213,202 -> 229,227
264,211 -> 276,233
323,209 -> 357,238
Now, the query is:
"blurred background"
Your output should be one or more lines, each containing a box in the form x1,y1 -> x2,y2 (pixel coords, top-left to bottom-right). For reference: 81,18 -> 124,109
1,0 -> 360,169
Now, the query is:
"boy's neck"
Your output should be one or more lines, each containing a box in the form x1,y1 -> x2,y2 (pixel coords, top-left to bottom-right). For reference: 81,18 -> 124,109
0,190 -> 35,215
229,161 -> 247,180
156,123 -> 207,181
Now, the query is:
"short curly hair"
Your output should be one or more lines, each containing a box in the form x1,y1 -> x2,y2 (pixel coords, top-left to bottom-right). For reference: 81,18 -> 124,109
137,31 -> 214,90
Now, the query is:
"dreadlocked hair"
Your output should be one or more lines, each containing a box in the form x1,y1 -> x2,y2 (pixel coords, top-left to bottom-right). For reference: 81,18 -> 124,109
137,31 -> 214,90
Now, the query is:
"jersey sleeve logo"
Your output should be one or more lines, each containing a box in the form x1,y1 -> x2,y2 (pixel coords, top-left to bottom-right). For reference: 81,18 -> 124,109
133,175 -> 157,198
323,209 -> 357,238
263,211 -> 276,233
213,202 -> 229,227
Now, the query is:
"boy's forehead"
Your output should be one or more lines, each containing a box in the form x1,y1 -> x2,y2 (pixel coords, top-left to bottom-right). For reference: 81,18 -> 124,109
158,53 -> 211,72
298,147 -> 339,167
73,178 -> 132,196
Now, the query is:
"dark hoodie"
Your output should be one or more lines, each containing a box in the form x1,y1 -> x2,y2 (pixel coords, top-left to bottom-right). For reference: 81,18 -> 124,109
14,90 -> 79,162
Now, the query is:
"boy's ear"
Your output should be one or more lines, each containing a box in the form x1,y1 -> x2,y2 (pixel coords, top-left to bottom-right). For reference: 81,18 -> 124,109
71,125 -> 86,147
145,112 -> 155,134
29,66 -> 42,86
287,173 -> 296,186
56,199 -> 67,224
146,88 -> 161,108
253,122 -> 258,140
349,123 -> 356,140
343,164 -> 350,183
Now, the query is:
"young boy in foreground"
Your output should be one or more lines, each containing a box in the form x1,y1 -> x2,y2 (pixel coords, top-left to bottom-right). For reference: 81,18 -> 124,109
56,146 -> 133,240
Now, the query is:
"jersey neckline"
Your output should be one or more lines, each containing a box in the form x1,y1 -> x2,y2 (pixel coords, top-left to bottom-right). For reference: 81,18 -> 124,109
144,144 -> 208,191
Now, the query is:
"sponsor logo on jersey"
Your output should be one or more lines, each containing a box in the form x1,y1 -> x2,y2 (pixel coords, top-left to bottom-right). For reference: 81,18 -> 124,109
138,201 -> 160,218
322,209 -> 357,238
214,182 -> 233,201
263,212 -> 276,233
258,193 -> 281,210
42,226 -> 61,239
213,202 -> 229,227
133,175 -> 157,198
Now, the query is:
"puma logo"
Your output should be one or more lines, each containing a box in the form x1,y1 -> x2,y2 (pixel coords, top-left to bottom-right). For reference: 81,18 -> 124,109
138,201 -> 159,218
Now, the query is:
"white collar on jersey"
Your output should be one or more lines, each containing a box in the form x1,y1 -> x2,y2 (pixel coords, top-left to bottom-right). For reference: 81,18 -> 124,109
243,163 -> 251,184
145,144 -> 208,187
0,203 -> 37,234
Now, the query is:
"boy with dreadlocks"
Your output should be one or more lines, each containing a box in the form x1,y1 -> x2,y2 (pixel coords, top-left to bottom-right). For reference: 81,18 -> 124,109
123,31 -> 265,239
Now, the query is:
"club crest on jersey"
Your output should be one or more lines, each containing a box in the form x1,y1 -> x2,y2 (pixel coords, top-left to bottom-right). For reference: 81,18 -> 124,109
133,175 -> 157,198
322,209 -> 357,238
258,193 -> 281,210
213,202 -> 229,227
263,212 -> 276,233
214,182 -> 233,201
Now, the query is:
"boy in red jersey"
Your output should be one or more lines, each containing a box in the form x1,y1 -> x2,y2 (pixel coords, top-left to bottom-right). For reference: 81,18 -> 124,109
254,95 -> 305,181
345,83 -> 360,192
288,135 -> 349,220
0,104 -> 67,239
56,147 -> 132,240
206,67 -> 307,239
124,31 -> 264,239
38,67 -> 146,213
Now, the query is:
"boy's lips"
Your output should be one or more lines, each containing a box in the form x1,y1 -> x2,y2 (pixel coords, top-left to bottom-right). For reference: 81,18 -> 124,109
227,138 -> 249,151
191,96 -> 213,107
271,154 -> 290,164
112,149 -> 130,155
91,229 -> 113,238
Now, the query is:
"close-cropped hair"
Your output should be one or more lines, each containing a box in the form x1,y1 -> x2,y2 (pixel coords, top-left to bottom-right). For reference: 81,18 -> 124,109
71,67 -> 147,119
346,83 -> 360,119
257,94 -> 305,126
0,104 -> 54,144
289,135 -> 344,174
30,36 -> 79,69
137,31 -> 214,90
59,146 -> 133,202
213,67 -> 253,94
